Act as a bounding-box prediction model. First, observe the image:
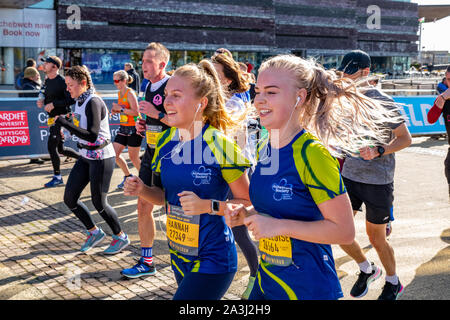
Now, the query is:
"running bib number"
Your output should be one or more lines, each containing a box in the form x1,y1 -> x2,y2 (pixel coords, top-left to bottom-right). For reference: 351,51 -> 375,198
166,204 -> 200,256
47,117 -> 55,126
73,113 -> 81,128
120,114 -> 128,124
259,236 -> 292,266
146,125 -> 162,149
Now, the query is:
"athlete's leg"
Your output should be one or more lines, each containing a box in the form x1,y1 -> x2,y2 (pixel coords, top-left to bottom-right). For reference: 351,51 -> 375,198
113,141 -> 130,177
127,146 -> 142,172
63,158 -> 95,230
366,220 -> 396,276
137,197 -> 155,247
339,211 -> 368,264
137,148 -> 156,248
48,125 -> 62,176
121,148 -> 156,276
89,157 -> 123,235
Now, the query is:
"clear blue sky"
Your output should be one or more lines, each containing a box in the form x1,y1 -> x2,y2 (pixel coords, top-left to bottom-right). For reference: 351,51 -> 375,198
412,0 -> 450,51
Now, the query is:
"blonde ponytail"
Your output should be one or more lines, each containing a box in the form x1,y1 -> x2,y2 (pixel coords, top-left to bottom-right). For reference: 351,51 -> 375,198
259,55 -> 405,157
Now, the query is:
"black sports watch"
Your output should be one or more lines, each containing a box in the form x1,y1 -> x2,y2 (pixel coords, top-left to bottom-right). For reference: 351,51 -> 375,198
377,146 -> 385,158
158,112 -> 165,120
210,200 -> 220,215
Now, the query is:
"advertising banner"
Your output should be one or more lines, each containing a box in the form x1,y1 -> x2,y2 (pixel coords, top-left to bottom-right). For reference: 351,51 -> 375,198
0,8 -> 56,48
0,97 -> 145,160
393,96 -> 445,135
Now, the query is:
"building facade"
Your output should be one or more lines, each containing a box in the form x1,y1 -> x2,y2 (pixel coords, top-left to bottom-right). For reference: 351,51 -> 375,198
1,0 -> 419,85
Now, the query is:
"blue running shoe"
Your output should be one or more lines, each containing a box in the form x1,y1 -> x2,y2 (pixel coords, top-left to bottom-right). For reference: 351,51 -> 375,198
121,258 -> 157,278
44,176 -> 63,188
117,174 -> 132,189
103,233 -> 130,255
80,228 -> 106,253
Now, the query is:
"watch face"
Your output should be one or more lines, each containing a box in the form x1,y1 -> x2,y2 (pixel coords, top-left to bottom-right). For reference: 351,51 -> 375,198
212,200 -> 220,212
378,146 -> 385,155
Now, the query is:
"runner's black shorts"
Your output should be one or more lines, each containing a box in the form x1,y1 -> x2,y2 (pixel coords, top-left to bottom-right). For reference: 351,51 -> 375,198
343,177 -> 394,225
138,146 -> 161,189
113,126 -> 143,148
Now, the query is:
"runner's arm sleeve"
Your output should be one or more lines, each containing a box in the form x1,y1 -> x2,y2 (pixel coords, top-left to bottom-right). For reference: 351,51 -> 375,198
296,141 -> 346,205
56,97 -> 103,143
427,102 -> 444,124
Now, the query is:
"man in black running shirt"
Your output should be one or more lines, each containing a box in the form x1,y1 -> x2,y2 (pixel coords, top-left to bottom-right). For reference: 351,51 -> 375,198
37,56 -> 79,187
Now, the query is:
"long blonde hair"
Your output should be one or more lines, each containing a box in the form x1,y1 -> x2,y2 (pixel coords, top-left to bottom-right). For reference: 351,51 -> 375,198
172,59 -> 241,135
259,55 -> 405,156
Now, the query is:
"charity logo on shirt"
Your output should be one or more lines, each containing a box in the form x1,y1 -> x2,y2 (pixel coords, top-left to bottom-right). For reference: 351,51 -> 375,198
191,166 -> 212,186
153,94 -> 162,106
272,178 -> 293,201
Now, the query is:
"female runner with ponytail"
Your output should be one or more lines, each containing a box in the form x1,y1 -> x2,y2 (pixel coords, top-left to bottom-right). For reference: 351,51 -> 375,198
124,60 -> 252,300
224,54 -> 405,300
57,65 -> 130,255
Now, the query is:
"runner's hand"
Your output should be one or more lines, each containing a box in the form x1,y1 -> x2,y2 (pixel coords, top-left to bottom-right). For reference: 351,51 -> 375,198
244,214 -> 280,240
124,176 -> 144,197
111,102 -> 123,114
139,100 -> 158,119
436,95 -> 445,109
224,203 -> 247,228
359,146 -> 379,160
442,88 -> 450,100
44,103 -> 54,113
178,191 -> 210,215
135,118 -> 146,133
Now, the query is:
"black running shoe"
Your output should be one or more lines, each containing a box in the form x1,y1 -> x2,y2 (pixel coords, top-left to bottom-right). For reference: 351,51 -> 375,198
350,263 -> 382,298
377,281 -> 404,300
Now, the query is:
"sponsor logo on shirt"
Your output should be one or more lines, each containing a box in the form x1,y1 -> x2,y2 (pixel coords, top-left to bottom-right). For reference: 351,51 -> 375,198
272,178 -> 293,201
191,166 -> 212,186
153,94 -> 163,106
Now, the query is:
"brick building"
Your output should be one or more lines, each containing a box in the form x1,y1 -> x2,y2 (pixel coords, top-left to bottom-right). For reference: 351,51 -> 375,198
1,0 -> 419,85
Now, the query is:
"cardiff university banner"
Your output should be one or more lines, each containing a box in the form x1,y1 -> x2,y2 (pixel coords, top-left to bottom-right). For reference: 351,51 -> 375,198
0,97 -> 146,160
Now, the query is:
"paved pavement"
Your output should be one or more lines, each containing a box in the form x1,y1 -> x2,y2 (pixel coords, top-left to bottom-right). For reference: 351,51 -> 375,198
0,136 -> 449,300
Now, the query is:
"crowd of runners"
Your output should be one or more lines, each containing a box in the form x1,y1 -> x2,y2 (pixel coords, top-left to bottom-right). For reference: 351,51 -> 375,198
30,41 -> 450,301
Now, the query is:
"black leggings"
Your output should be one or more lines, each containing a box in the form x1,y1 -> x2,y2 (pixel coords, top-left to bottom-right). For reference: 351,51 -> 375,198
232,225 -> 259,277
48,124 -> 79,175
445,148 -> 450,186
63,156 -> 122,235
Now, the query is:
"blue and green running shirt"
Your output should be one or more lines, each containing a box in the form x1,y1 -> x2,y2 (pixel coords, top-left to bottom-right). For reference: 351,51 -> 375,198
151,123 -> 251,275
249,129 -> 346,300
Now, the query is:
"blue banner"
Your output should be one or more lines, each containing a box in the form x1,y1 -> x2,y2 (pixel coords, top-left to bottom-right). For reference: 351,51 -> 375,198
393,95 -> 445,135
82,52 -> 131,84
